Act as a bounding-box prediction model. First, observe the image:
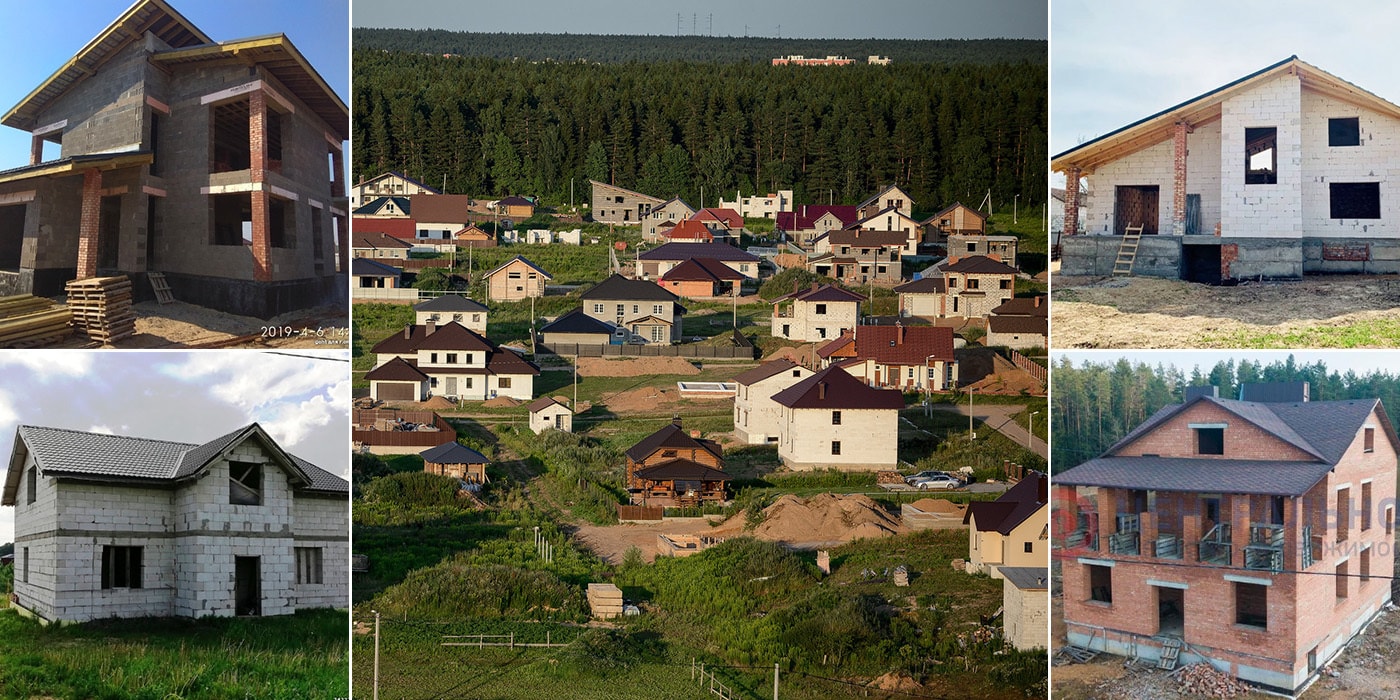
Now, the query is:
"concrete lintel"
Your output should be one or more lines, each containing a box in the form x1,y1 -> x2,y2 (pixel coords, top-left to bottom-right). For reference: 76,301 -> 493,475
1188,422 -> 1228,429
200,80 -> 262,105
202,183 -> 259,195
308,199 -> 324,209
32,119 -> 66,136
0,190 -> 38,205
1077,557 -> 1115,567
141,186 -> 168,198
1223,574 -> 1273,587
1146,579 -> 1189,590
330,207 -> 346,216
269,184 -> 300,201
144,95 -> 171,114
1336,482 -> 1353,492
99,186 -> 129,197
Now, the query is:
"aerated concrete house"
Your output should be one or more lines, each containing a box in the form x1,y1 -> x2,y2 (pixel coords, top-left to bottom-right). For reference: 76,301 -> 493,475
1054,56 -> 1400,281
0,0 -> 349,317
2,423 -> 348,623
1054,385 -> 1397,694
772,365 -> 904,470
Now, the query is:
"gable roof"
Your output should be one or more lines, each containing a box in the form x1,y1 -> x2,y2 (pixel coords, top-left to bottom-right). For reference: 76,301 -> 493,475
625,421 -> 724,463
775,283 -> 866,304
589,179 -> 664,204
484,255 -> 551,280
929,202 -> 988,222
638,242 -> 760,263
410,194 -> 473,223
634,458 -> 732,482
987,314 -> 1047,336
371,321 -> 493,354
352,231 -> 413,250
365,356 -> 429,382
353,196 -> 412,216
817,325 -> 956,364
496,195 -> 534,208
893,277 -> 946,294
1000,567 -> 1049,592
943,255 -> 1019,275
420,442 -> 489,465
770,365 -> 905,410
964,472 -> 1046,534
777,205 -> 859,231
581,274 -> 680,302
661,218 -> 714,241
857,184 -> 913,211
826,228 -> 907,248
526,396 -> 570,413
415,295 -> 488,313
732,358 -> 809,387
1,422 -> 347,505
854,206 -> 921,228
356,171 -> 441,194
661,257 -> 745,282
539,308 -> 614,335
1052,56 -> 1400,174
351,258 -> 401,277
693,208 -> 744,228
991,297 -> 1047,318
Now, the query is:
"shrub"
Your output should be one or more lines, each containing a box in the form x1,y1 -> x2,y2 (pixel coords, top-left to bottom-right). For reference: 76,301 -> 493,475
361,472 -> 464,509
370,559 -> 587,621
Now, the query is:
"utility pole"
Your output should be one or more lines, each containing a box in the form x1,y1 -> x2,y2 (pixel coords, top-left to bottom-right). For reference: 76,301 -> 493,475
732,279 -> 738,328
773,662 -> 780,700
372,610 -> 381,700
969,387 -> 974,437
573,355 -> 578,415
1014,194 -> 1019,224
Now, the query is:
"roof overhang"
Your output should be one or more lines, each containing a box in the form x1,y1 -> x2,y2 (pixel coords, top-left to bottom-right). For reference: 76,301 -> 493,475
0,152 -> 152,187
1052,56 -> 1400,175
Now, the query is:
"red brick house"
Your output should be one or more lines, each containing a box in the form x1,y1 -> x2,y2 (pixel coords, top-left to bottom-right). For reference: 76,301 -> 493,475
624,418 -> 730,507
657,257 -> 743,298
1055,387 -> 1398,694
817,324 -> 958,392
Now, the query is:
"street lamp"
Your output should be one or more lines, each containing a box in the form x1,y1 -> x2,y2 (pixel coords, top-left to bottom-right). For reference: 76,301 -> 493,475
1027,411 -> 1040,448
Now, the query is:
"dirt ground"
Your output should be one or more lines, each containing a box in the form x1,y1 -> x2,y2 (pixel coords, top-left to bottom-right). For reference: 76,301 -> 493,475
1052,275 -> 1400,348
112,301 -> 348,349
576,356 -> 701,377
593,384 -> 731,413
573,517 -> 721,564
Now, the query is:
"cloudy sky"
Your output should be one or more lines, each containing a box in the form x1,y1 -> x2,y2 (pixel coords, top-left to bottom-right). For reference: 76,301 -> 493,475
353,0 -> 1048,40
1053,350 -> 1400,381
0,0 -> 348,168
1052,0 -> 1400,160
0,350 -> 349,545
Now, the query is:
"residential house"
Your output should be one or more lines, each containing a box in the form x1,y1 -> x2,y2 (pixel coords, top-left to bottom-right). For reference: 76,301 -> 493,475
692,207 -> 746,242
636,242 -> 761,280
817,324 -> 958,392
808,229 -> 903,284
948,233 -> 1018,267
409,194 -> 472,240
494,195 -> 535,220
484,256 -> 550,301
453,223 -> 496,248
659,218 -> 714,244
414,295 -> 488,334
352,231 -> 413,260
351,216 -> 418,242
580,274 -> 686,344
0,0 -> 349,317
732,359 -> 815,444
420,441 -> 489,488
624,418 -> 730,506
352,171 -> 439,209
538,308 -> 617,346
1053,56 -> 1400,281
772,365 -> 904,470
776,205 -> 858,249
985,296 -> 1048,349
856,184 -> 914,220
590,180 -> 663,224
353,196 -> 411,219
943,255 -> 1018,318
964,472 -> 1048,575
2,423 -> 347,622
770,283 -> 864,342
926,203 -> 987,239
527,397 -> 573,434
852,207 -> 924,255
720,190 -> 793,219
1000,567 -> 1050,651
642,197 -> 696,241
1054,387 -> 1398,694
892,276 -> 945,318
351,258 -> 403,292
368,321 -> 541,402
658,257 -> 743,298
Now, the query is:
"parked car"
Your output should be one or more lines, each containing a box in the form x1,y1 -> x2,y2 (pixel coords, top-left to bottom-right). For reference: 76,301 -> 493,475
913,475 -> 963,490
905,469 -> 953,485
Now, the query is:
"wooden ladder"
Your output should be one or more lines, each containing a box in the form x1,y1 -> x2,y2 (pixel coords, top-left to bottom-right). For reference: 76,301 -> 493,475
148,272 -> 175,304
1113,224 -> 1144,276
1158,637 -> 1183,670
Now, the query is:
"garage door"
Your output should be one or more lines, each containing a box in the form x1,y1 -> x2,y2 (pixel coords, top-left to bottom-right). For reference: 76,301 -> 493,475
375,382 -> 415,401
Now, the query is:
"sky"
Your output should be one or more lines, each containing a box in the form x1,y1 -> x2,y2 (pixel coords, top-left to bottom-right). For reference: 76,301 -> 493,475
352,0 -> 1048,40
0,0 -> 349,169
1052,350 -> 1400,383
0,350 -> 350,546
1050,0 -> 1400,180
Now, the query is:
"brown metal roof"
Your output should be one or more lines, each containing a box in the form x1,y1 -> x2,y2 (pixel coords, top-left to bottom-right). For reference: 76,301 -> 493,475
409,194 -> 473,224
624,421 -> 723,463
816,325 -> 956,364
943,256 -> 1019,275
365,357 -> 429,382
634,458 -> 732,482
732,359 -> 806,386
771,365 -> 905,410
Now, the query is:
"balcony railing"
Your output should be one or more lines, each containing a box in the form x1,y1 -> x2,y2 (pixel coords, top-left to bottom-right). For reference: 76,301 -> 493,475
1109,513 -> 1140,555
1243,523 -> 1284,573
1199,522 -> 1232,565
1153,533 -> 1184,559
1302,525 -> 1319,569
1065,529 -> 1098,551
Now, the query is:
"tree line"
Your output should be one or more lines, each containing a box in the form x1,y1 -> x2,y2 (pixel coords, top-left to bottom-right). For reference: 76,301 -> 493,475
354,28 -> 1045,66
1052,356 -> 1400,473
352,49 -> 1045,213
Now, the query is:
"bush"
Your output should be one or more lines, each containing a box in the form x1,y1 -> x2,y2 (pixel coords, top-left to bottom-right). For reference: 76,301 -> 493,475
370,559 -> 587,621
558,628 -> 666,675
758,268 -> 838,300
361,472 -> 465,509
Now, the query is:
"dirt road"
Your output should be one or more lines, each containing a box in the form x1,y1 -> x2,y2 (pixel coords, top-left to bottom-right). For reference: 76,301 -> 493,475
929,403 -> 1047,458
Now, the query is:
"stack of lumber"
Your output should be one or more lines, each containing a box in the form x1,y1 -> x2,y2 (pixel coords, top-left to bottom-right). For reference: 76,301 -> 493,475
65,276 -> 135,344
0,295 -> 72,348
586,583 -> 624,620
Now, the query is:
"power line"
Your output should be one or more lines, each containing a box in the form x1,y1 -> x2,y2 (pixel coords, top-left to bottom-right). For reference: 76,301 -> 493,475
262,350 -> 350,362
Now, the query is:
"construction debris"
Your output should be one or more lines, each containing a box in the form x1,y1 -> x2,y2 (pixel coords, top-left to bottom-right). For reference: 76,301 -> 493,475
586,582 -> 624,620
1053,644 -> 1100,665
65,276 -> 135,345
0,295 -> 73,348
1173,663 -> 1250,698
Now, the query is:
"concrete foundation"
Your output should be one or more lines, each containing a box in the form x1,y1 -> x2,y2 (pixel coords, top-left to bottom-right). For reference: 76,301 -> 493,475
1061,235 -> 1381,281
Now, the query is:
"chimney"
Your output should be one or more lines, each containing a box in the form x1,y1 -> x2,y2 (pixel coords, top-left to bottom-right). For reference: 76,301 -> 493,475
672,414 -> 682,427
426,320 -> 436,335
810,282 -> 818,291
818,382 -> 826,400
1034,296 -> 1042,308
403,324 -> 412,340
690,430 -> 701,439
897,323 -> 904,345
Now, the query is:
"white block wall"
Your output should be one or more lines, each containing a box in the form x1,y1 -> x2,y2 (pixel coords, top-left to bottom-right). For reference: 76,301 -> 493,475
1220,73 -> 1304,238
901,291 -> 943,318
778,407 -> 898,470
1188,121 -> 1223,233
1003,582 -> 1048,651
1300,90 -> 1400,238
292,496 -> 349,610
773,299 -> 858,342
1081,139 -> 1176,236
426,371 -> 533,401
734,366 -> 814,444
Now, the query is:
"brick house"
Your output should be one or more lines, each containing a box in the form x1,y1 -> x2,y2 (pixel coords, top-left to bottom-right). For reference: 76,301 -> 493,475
942,255 -> 1018,318
527,397 -> 573,434
409,194 -> 472,240
351,171 -> 439,209
691,207 -> 746,242
770,283 -> 864,342
732,359 -> 815,445
852,207 -> 924,255
1054,389 -> 1398,694
659,218 -> 715,244
817,324 -> 958,392
1054,56 -> 1400,281
352,231 -> 413,260
636,242 -> 761,280
2,423 -> 347,623
1000,567 -> 1050,651
0,0 -> 349,318
624,418 -> 730,506
590,180 -> 663,225
772,365 -> 904,470
414,295 -> 488,334
856,184 -> 914,220
657,257 -> 743,298
420,441 -> 489,488
538,308 -> 616,346
964,471 -> 1048,575
719,189 -> 792,219
642,197 -> 696,241
483,256 -> 550,302
580,274 -> 686,344
368,321 -> 540,402
808,229 -> 904,284
985,296 -> 1047,349
775,204 -> 857,249
948,233 -> 1018,267
892,276 -> 946,318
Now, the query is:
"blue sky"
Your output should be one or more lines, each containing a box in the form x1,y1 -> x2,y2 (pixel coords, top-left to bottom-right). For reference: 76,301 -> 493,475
0,0 -> 348,168
352,0 -> 1048,40
0,350 -> 350,546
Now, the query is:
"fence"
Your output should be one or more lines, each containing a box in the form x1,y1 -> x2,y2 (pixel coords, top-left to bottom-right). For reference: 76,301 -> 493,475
352,410 -> 457,448
352,287 -> 421,302
1007,349 -> 1047,383
441,632 -> 569,648
691,659 -> 739,700
617,504 -> 665,522
539,342 -> 757,360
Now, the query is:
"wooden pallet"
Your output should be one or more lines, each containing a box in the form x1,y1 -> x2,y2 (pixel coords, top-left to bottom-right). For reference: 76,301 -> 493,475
65,276 -> 136,344
148,272 -> 175,304
1158,637 -> 1183,670
1113,225 -> 1144,276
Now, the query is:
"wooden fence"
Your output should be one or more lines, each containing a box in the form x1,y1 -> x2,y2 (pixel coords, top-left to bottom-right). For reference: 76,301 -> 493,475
1007,349 -> 1047,384
539,342 -> 756,360
617,504 -> 665,522
692,659 -> 739,700
352,410 -> 457,448
441,632 -> 569,649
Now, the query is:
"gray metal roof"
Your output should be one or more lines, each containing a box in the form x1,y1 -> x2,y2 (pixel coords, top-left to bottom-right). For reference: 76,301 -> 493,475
414,295 -> 488,313
999,567 -> 1049,591
1055,456 -> 1336,497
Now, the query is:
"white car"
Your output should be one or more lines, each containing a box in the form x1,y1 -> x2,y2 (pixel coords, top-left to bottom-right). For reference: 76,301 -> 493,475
905,470 -> 953,485
913,475 -> 962,490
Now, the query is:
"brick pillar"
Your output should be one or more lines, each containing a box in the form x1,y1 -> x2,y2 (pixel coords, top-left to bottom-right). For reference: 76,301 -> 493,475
249,90 -> 271,282
1062,165 -> 1082,237
75,169 -> 102,279
1286,496 -> 1303,570
331,148 -> 345,198
1141,511 -> 1158,558
335,214 -> 349,274
1230,495 -> 1251,568
1172,122 -> 1188,236
1096,488 -> 1116,551
30,135 -> 43,165
1183,512 -> 1202,562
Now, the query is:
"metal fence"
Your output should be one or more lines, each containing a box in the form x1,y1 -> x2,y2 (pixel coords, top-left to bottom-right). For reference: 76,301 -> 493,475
539,342 -> 757,359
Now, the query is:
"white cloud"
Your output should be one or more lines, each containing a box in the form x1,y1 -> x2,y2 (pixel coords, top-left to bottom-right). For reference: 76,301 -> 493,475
88,425 -> 114,435
156,353 -> 348,416
0,351 -> 94,380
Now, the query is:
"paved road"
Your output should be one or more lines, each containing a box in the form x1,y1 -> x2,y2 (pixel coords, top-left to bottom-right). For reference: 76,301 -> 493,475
927,403 -> 1048,459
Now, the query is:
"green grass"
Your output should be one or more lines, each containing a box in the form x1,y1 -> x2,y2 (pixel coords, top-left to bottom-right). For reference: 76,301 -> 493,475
1199,318 -> 1400,348
0,608 -> 347,700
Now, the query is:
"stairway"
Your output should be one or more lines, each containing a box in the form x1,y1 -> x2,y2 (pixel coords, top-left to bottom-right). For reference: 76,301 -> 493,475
1112,225 -> 1144,276
1158,637 -> 1183,670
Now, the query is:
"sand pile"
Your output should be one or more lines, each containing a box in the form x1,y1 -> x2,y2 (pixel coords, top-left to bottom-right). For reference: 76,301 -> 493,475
577,356 -> 700,377
420,396 -> 457,409
869,673 -> 923,693
482,396 -> 522,407
716,493 -> 902,546
908,498 -> 966,516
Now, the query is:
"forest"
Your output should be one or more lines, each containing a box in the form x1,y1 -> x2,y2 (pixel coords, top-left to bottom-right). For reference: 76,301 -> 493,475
1051,355 -> 1400,473
354,28 -> 1045,66
352,46 -> 1045,213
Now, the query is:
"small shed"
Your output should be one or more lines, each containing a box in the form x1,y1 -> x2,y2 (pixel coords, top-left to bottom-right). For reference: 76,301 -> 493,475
527,396 -> 573,434
484,255 -> 551,301
998,566 -> 1049,651
420,442 -> 491,487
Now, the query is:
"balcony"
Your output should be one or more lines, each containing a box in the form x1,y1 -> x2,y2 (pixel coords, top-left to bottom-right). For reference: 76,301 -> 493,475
1108,514 -> 1140,556
1153,533 -> 1184,559
1065,529 -> 1099,552
1243,523 -> 1285,573
1199,522 -> 1232,565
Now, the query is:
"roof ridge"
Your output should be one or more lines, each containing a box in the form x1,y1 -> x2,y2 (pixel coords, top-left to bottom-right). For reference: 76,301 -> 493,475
20,424 -> 198,449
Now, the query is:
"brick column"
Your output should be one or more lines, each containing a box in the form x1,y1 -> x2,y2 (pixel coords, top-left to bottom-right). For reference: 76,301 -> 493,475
1286,496 -> 1303,570
1140,511 -> 1158,558
1062,166 -> 1081,237
30,135 -> 43,165
1096,488 -> 1116,551
249,90 -> 271,282
75,169 -> 102,279
1183,512 -> 1202,562
1230,495 -> 1251,568
331,148 -> 345,198
1172,121 -> 1188,236
335,214 -> 349,273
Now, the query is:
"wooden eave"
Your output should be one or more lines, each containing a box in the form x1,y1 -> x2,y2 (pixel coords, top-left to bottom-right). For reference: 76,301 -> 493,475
0,153 -> 152,187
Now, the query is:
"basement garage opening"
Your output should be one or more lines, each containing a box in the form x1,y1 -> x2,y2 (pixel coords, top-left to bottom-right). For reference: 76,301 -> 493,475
0,204 -> 26,270
1182,243 -> 1223,284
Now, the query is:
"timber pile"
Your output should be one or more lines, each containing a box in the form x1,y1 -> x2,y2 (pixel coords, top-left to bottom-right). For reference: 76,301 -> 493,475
0,295 -> 73,348
1173,663 -> 1249,698
65,276 -> 135,344
586,583 -> 624,620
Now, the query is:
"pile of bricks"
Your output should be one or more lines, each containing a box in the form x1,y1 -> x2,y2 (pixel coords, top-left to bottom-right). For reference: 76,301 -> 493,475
65,276 -> 136,345
1174,663 -> 1249,698
0,295 -> 72,348
586,583 -> 624,620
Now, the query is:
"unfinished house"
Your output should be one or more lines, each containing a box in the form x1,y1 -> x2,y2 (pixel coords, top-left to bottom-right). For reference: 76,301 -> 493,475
641,197 -> 696,241
985,296 -> 1048,349
2,423 -> 347,623
941,256 -> 1018,319
1055,387 -> 1398,694
537,308 -> 616,346
1054,56 -> 1400,281
732,358 -> 815,445
624,418 -> 730,507
925,202 -> 987,238
770,283 -> 864,342
719,189 -> 792,219
484,256 -> 551,302
772,365 -> 904,470
1000,567 -> 1050,651
948,233 -> 1018,267
817,324 -> 958,392
964,472 -> 1048,576
0,0 -> 349,317
413,295 -> 488,334
808,229 -> 904,284
775,204 -> 858,249
368,321 -> 540,402
590,180 -> 663,225
856,184 -> 914,220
